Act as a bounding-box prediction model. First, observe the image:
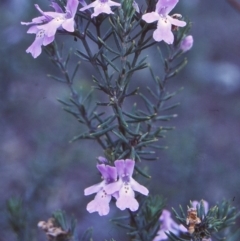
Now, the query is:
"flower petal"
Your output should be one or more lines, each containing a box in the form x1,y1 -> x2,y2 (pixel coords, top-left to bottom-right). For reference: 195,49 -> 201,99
97,156 -> 108,164
192,200 -> 209,214
155,0 -> 178,15
34,4 -> 46,16
26,32 -> 44,58
178,224 -> 188,232
168,16 -> 186,27
108,0 -> 121,7
116,196 -> 139,211
66,0 -> 79,16
116,184 -> 139,211
130,178 -> 149,196
86,190 -> 111,216
153,230 -> 168,241
92,4 -> 114,17
62,18 -> 75,32
27,25 -> 39,34
79,0 -> 87,7
97,164 -> 117,181
34,4 -> 59,19
142,12 -> 159,23
153,28 -> 173,43
43,35 -> 55,46
114,159 -> 125,177
21,16 -> 47,25
160,209 -> 171,221
125,159 -> 134,176
104,180 -> 122,194
79,1 -> 98,11
84,181 -> 104,195
153,18 -> 173,43
155,208 -> 183,240
106,165 -> 118,181
50,2 -> 64,13
38,17 -> 64,37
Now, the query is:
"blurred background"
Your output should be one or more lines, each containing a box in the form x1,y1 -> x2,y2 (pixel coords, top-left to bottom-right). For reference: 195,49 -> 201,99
1,0 -> 240,240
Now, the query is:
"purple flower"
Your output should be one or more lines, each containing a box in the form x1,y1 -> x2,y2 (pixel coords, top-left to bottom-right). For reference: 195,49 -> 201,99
192,200 -> 209,214
142,0 -> 186,44
190,200 -> 211,241
79,0 -> 87,8
21,15 -> 49,26
21,0 -> 78,58
79,0 -> 121,18
97,156 -> 108,164
153,209 -> 186,241
25,26 -> 55,58
180,35 -> 193,52
36,0 -> 79,37
84,164 -> 117,216
105,159 -> 149,212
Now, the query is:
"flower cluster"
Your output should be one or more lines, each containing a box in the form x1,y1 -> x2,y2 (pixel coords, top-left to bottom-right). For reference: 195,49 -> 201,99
22,0 -> 187,58
84,159 -> 149,216
142,0 -> 186,44
21,0 -> 78,58
38,218 -> 69,240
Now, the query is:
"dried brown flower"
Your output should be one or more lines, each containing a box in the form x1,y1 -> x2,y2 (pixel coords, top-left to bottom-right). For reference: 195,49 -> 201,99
186,208 -> 201,234
38,218 -> 70,241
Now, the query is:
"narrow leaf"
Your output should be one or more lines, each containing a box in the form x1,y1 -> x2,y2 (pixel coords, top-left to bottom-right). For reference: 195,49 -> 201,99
90,124 -> 117,137
134,165 -> 151,179
47,74 -> 66,83
102,54 -> 120,72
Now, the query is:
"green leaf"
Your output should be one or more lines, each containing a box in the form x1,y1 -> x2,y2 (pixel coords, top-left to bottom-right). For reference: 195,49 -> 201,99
155,114 -> 178,121
146,86 -> 158,99
102,54 -> 120,72
75,50 -> 90,61
117,149 -> 130,159
86,30 -> 99,43
124,111 -> 155,121
160,103 -> 180,111
64,49 -> 72,68
57,98 -> 72,107
139,93 -> 155,114
47,74 -> 66,83
111,221 -> 136,230
112,130 -> 129,144
71,61 -> 81,81
166,58 -> 188,79
134,164 -> 151,178
80,227 -> 93,241
161,87 -> 184,101
69,132 -> 93,143
97,115 -> 116,128
135,138 -> 158,148
90,124 -> 117,137
98,37 -> 120,56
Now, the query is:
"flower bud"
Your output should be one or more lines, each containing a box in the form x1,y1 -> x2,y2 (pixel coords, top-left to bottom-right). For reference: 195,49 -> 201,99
133,1 -> 140,13
97,156 -> 108,163
180,35 -> 193,52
